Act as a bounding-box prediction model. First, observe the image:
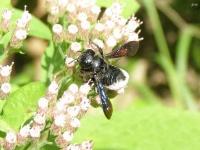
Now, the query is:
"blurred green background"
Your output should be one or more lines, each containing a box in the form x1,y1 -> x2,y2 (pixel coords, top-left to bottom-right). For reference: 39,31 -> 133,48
1,0 -> 200,149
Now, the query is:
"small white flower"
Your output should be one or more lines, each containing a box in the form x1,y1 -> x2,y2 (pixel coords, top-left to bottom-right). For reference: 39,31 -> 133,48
34,114 -> 46,125
65,57 -> 75,68
55,101 -> 66,112
38,97 -> 49,110
66,144 -> 80,150
77,12 -> 88,22
66,4 -> 76,13
5,132 -> 17,144
62,131 -> 73,142
79,83 -> 91,96
91,5 -> 101,15
105,20 -> 115,29
0,65 -> 12,77
19,125 -> 30,138
68,83 -> 79,95
106,36 -> 117,47
111,2 -> 122,14
21,9 -> 32,24
68,24 -> 78,34
15,29 -> 27,40
95,23 -> 105,32
93,38 -> 104,48
50,6 -> 59,15
54,114 -> 66,127
29,126 -> 41,138
80,20 -> 91,30
80,97 -> 90,111
70,118 -> 80,128
67,106 -> 80,117
58,0 -> 69,7
61,91 -> 75,104
1,83 -> 11,94
2,9 -> 12,20
113,28 -> 122,40
105,8 -> 113,17
70,42 -> 81,52
81,140 -> 93,150
52,24 -> 63,34
128,33 -> 139,41
48,80 -> 58,94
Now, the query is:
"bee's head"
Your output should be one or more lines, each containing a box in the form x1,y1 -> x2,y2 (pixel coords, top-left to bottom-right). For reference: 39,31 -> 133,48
79,49 -> 95,71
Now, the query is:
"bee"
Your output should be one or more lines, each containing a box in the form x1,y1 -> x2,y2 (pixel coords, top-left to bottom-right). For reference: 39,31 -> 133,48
78,40 -> 139,119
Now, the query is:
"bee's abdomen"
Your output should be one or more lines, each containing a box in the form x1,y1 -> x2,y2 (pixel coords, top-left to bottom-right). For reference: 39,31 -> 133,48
102,65 -> 125,86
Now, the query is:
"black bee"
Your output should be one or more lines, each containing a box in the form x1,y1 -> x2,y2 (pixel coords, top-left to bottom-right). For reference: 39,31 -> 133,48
78,41 -> 139,119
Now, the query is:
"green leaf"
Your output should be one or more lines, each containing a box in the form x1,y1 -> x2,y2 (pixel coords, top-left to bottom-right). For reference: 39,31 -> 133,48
11,8 -> 52,40
0,32 -> 12,48
74,105 -> 200,150
120,0 -> 140,18
41,41 -> 54,82
41,42 -> 67,83
0,82 -> 46,131
96,0 -> 140,18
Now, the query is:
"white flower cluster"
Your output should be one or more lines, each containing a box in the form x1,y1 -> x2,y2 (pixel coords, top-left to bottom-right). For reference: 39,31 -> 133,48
1,81 -> 92,149
10,6 -> 32,48
1,80 -> 58,149
51,83 -> 91,148
0,63 -> 13,99
0,9 -> 12,32
47,0 -> 142,67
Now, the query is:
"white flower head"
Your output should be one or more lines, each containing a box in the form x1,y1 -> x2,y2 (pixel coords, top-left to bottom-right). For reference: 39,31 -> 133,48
80,97 -> 90,111
93,38 -> 104,49
91,5 -> 101,15
34,114 -> 46,125
50,6 -> 59,15
29,126 -> 41,138
19,124 -> 30,138
1,83 -> 11,94
67,106 -> 80,117
70,42 -> 81,52
79,83 -> 91,96
106,36 -> 117,47
68,83 -> 79,95
81,140 -> 93,150
68,24 -> 78,34
48,80 -> 59,94
66,4 -> 76,13
54,114 -> 66,127
15,29 -> 27,40
65,57 -> 76,68
61,91 -> 75,104
66,144 -> 80,150
2,9 -> 12,20
62,131 -> 73,142
52,24 -> 63,34
81,20 -> 91,30
0,64 -> 12,77
38,97 -> 49,110
5,132 -> 17,144
70,118 -> 80,128
95,23 -> 105,32
78,12 -> 88,22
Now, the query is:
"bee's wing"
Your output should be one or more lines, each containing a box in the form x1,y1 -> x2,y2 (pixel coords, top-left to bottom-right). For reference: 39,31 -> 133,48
106,41 -> 139,59
94,76 -> 113,119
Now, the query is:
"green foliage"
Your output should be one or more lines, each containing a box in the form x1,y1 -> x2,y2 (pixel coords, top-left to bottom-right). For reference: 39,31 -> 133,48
0,82 -> 46,131
74,105 -> 200,150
